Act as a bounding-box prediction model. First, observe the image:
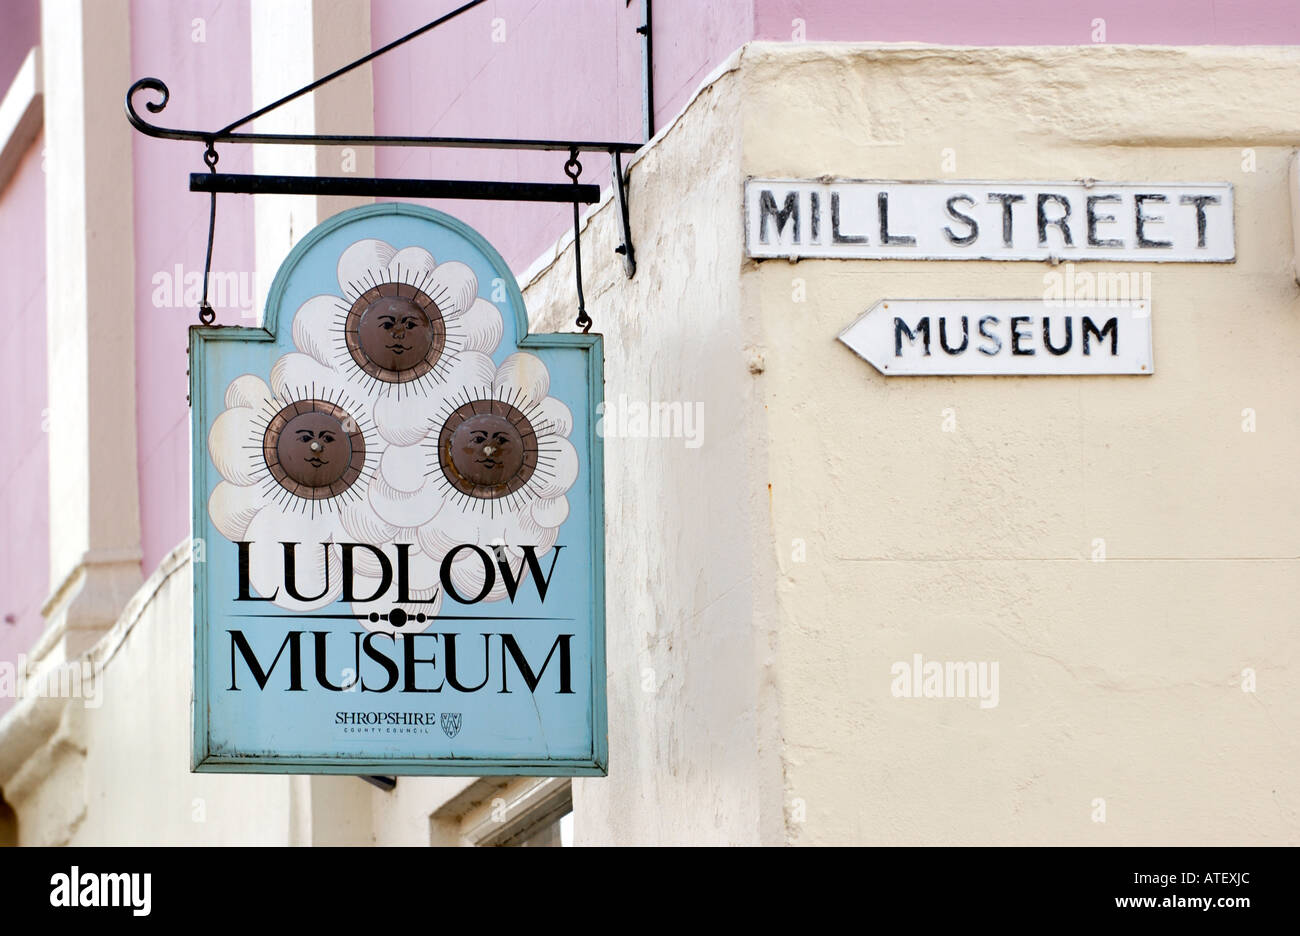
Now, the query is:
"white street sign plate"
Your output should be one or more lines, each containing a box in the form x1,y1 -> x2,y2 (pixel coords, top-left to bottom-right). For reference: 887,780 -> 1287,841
838,299 -> 1154,376
746,179 -> 1234,262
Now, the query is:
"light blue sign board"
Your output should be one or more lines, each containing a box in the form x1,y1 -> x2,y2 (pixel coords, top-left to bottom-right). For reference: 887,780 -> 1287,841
191,203 -> 606,775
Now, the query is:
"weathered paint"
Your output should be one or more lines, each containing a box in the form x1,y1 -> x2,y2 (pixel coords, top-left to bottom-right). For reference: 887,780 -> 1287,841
0,135 -> 47,717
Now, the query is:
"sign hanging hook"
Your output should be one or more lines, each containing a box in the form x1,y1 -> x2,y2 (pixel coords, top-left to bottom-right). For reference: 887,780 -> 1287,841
565,149 -> 591,334
198,141 -> 220,326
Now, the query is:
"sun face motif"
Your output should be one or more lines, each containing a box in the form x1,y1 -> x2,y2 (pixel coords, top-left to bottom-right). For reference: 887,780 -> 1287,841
439,399 -> 539,499
205,233 -> 579,624
344,284 -> 446,383
404,353 -> 578,606
245,387 -> 375,513
429,372 -> 563,517
271,238 -> 502,448
208,376 -> 381,611
262,398 -> 367,500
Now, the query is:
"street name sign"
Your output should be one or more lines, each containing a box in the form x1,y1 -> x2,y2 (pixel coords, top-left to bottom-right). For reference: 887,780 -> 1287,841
838,299 -> 1153,376
746,179 -> 1234,262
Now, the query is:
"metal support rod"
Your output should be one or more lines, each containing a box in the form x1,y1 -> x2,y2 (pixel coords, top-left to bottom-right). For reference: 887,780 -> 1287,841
639,0 -> 654,140
611,151 -> 636,278
129,0 -> 643,323
126,80 -> 644,153
219,0 -> 488,135
125,1 -> 640,155
191,172 -> 600,204
361,776 -> 397,792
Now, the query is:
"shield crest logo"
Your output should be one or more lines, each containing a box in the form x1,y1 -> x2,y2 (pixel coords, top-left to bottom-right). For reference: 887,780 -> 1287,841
440,713 -> 463,739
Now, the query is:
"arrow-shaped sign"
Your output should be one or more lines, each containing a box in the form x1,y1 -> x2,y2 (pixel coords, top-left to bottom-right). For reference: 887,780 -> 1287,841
837,298 -> 1153,376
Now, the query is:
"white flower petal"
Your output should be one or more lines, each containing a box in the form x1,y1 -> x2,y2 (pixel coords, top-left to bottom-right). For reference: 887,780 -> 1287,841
224,374 -> 271,410
369,472 -> 443,528
269,351 -> 342,402
390,525 -> 424,550
340,541 -> 389,579
417,507 -> 483,563
380,443 -> 430,492
337,238 -> 396,298
459,297 -> 503,354
425,260 -> 477,319
291,294 -> 345,366
512,508 -> 553,549
530,495 -> 569,529
494,352 -> 549,406
208,482 -> 264,541
398,545 -> 441,593
446,549 -> 501,603
244,507 -> 343,611
386,246 -> 437,288
472,511 -> 556,556
339,498 -> 397,546
372,392 -> 434,446
536,396 -> 573,438
208,405 -> 262,486
534,436 -> 578,499
442,350 -> 496,399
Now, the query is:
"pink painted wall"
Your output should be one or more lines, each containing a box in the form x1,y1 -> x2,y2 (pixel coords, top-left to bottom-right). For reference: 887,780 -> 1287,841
0,136 -> 48,714
755,0 -> 1300,44
371,0 -> 648,274
0,0 -> 38,91
131,0 -> 256,575
651,0 -> 755,134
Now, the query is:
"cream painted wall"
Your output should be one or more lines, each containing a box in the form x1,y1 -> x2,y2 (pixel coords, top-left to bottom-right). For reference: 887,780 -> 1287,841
739,44 -> 1300,844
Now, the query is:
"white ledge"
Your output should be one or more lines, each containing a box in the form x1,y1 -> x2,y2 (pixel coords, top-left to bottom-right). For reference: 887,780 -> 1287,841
0,47 -> 42,193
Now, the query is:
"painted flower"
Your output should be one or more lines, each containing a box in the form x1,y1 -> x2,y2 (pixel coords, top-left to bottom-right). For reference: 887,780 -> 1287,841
206,242 -> 577,633
327,351 -> 580,609
416,351 -> 580,603
206,374 -> 373,612
270,237 -> 503,447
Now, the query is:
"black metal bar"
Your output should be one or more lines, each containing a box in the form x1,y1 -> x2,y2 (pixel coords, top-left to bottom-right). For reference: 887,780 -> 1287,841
127,84 -> 644,154
640,0 -> 654,140
611,150 -> 636,278
191,173 -> 600,204
361,776 -> 397,792
220,0 -> 488,135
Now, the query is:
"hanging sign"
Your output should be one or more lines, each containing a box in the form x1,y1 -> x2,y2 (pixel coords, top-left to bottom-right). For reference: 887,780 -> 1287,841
191,203 -> 606,775
838,298 -> 1153,376
746,179 -> 1234,262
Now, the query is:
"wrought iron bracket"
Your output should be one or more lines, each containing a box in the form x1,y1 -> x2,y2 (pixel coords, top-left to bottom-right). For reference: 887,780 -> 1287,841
124,0 -> 643,332
611,151 -> 636,277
